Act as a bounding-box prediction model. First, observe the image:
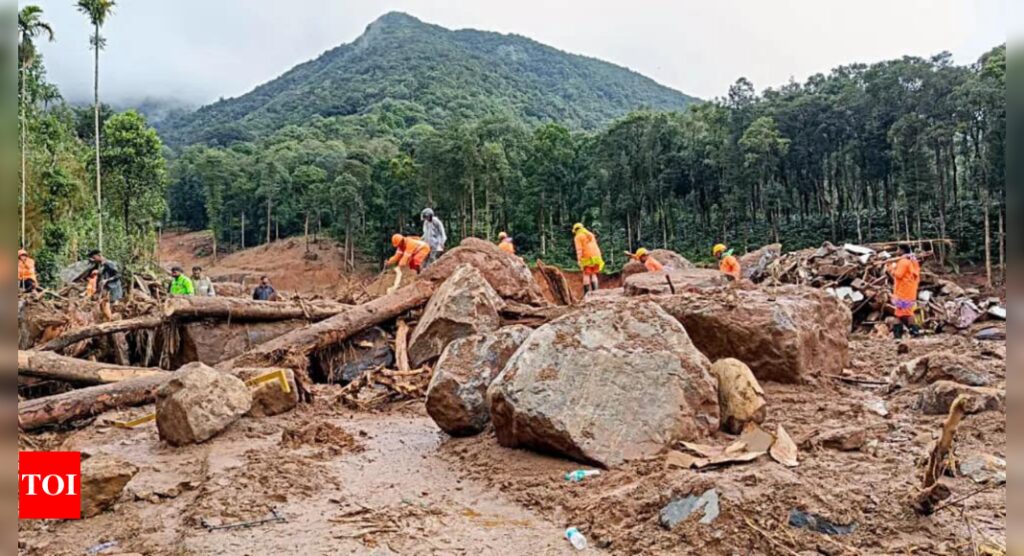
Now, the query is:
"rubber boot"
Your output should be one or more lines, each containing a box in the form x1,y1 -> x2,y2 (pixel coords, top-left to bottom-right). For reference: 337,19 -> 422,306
909,324 -> 922,338
893,323 -> 904,339
582,284 -> 590,297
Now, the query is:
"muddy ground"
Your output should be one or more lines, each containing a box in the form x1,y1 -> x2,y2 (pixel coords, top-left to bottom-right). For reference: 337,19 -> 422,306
18,330 -> 1005,555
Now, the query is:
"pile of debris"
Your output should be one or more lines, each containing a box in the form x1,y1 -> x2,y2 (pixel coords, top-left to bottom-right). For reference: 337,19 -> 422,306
756,240 -> 1005,332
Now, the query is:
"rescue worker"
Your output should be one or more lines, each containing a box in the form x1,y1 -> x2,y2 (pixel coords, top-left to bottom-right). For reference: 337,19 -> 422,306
252,275 -> 278,301
18,249 -> 38,292
192,266 -> 216,297
420,208 -> 446,269
497,232 -> 515,255
88,249 -> 123,321
387,234 -> 431,273
887,243 -> 922,339
713,243 -> 741,280
572,223 -> 604,295
84,269 -> 99,299
168,266 -> 195,296
627,247 -> 664,272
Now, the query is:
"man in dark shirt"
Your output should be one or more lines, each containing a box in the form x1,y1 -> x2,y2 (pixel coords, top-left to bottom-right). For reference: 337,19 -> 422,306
87,249 -> 124,301
252,275 -> 277,301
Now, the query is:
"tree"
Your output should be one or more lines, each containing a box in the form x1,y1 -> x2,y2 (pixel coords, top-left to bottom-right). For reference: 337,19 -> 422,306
18,5 -> 54,248
76,0 -> 116,251
100,111 -> 167,250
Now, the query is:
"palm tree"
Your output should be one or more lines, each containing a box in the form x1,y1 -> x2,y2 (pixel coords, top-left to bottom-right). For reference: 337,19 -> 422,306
76,0 -> 115,251
18,5 -> 54,248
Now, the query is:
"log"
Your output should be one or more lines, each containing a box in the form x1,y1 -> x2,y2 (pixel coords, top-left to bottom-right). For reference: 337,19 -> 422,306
19,350 -> 165,385
39,315 -> 164,353
228,280 -> 436,374
163,296 -> 350,322
18,371 -> 173,431
395,319 -> 411,373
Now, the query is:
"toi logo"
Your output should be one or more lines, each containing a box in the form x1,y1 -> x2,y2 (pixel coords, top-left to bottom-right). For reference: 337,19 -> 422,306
19,451 -> 82,519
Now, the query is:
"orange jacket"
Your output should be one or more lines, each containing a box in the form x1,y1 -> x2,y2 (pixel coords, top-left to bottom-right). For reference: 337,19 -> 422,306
18,256 -> 37,282
388,237 -> 430,268
719,255 -> 740,279
643,257 -> 664,272
574,229 -> 603,267
890,256 -> 920,302
498,239 -> 515,255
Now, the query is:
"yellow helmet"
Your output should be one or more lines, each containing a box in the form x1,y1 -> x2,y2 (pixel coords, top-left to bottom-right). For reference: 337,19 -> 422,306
712,243 -> 727,257
572,223 -> 584,233
498,231 -> 508,239
634,247 -> 648,258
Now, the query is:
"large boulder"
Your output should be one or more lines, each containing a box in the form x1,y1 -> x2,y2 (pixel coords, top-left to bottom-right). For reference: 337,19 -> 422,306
889,351 -> 994,387
172,320 -> 304,367
739,243 -> 782,281
156,363 -> 253,446
420,238 -> 546,306
81,453 -> 138,518
712,358 -> 767,434
408,264 -> 504,367
233,367 -> 299,417
620,250 -> 695,281
918,381 -> 1005,415
653,285 -> 851,383
624,268 -> 729,296
487,301 -> 719,467
426,325 -> 534,436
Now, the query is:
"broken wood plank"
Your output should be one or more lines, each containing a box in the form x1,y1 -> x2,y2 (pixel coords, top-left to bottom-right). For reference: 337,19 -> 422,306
914,394 -> 968,514
395,319 -> 411,373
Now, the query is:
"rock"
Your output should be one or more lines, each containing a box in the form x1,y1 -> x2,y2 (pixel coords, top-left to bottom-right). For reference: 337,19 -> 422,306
804,427 -> 867,451
408,264 -> 504,367
172,320 -> 305,367
234,368 -> 298,417
918,380 -> 1005,415
155,363 -> 252,446
621,250 -> 695,281
488,300 -> 718,467
974,327 -> 1005,341
739,243 -> 782,281
426,325 -> 534,436
959,454 -> 1007,484
421,238 -> 546,306
653,285 -> 851,383
889,351 -> 992,387
769,425 -> 798,467
81,453 -> 138,518
711,358 -> 767,434
623,269 -> 728,296
660,489 -> 720,529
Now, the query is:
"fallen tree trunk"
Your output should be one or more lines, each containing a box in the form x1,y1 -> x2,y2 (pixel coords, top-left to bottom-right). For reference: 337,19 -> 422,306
163,296 -> 350,322
19,350 -> 165,385
39,315 -> 164,353
228,280 -> 436,374
18,371 -> 173,431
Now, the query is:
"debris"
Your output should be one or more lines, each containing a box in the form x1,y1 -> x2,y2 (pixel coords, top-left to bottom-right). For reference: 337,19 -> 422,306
863,398 -> 889,417
235,367 -> 298,417
987,306 -> 1006,320
890,352 -> 993,388
201,508 -> 286,532
534,259 -> 577,306
18,349 -> 164,385
659,489 -> 720,529
975,327 -> 1005,341
565,527 -> 588,550
338,366 -> 432,409
280,422 -> 363,456
312,327 -> 394,385
655,286 -> 850,383
85,541 -> 118,554
958,454 -> 1006,485
787,509 -> 856,535
665,450 -> 699,469
18,370 -> 172,431
155,363 -> 253,446
711,358 -> 767,434
769,425 -> 799,467
426,326 -> 533,436
733,422 -> 775,453
565,469 -> 601,482
81,453 -> 139,518
176,319 -> 306,367
914,395 -> 967,514
489,300 -> 718,467
739,243 -> 781,281
918,381 -> 1004,415
804,427 -> 867,452
408,264 -> 504,367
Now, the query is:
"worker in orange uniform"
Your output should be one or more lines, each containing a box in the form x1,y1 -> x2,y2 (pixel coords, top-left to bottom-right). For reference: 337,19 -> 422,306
713,243 -> 741,280
627,247 -> 664,272
386,234 -> 431,273
887,243 -> 921,339
573,223 -> 604,295
18,249 -> 38,292
497,232 -> 515,255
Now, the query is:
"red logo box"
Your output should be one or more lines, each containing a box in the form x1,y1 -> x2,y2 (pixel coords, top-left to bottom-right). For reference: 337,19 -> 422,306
19,451 -> 81,519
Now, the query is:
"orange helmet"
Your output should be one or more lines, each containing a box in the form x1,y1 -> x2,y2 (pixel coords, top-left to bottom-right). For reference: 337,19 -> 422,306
391,234 -> 404,248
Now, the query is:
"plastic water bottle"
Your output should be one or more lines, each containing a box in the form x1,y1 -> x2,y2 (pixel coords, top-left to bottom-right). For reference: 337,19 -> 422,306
564,469 -> 601,482
565,527 -> 587,550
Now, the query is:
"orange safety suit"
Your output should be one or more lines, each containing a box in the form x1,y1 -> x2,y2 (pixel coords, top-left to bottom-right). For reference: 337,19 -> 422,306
18,255 -> 37,284
889,255 -> 921,317
643,256 -> 664,272
498,238 -> 515,255
388,237 -> 431,272
719,254 -> 741,279
574,228 -> 604,275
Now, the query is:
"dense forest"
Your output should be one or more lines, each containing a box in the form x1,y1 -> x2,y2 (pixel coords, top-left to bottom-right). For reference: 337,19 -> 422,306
19,7 -> 1006,288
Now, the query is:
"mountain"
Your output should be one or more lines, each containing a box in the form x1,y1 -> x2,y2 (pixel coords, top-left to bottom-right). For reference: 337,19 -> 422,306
160,12 -> 698,146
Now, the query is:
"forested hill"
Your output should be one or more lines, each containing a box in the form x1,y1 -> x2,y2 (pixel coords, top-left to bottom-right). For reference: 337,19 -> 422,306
159,12 -> 697,146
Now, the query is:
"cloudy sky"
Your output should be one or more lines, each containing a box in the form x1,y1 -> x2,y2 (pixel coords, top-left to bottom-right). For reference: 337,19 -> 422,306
30,0 -> 1007,107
